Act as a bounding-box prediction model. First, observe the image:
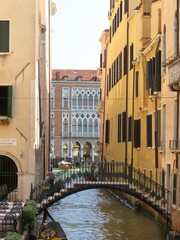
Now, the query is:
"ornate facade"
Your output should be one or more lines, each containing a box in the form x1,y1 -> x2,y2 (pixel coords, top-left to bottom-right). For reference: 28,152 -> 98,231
51,70 -> 100,163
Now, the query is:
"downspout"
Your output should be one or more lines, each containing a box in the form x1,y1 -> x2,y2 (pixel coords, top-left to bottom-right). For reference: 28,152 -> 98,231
125,3 -> 129,165
131,64 -> 135,168
48,0 -> 52,172
176,0 -> 179,170
102,44 -> 108,162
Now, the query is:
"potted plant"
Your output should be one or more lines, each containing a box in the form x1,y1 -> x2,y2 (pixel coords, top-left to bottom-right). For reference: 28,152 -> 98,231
5,232 -> 21,240
22,200 -> 38,231
0,118 -> 9,125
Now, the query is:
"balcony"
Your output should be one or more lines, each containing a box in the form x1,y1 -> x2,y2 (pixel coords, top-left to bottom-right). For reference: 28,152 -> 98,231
96,101 -> 104,115
167,54 -> 180,91
61,132 -> 99,139
158,141 -> 166,153
169,140 -> 180,152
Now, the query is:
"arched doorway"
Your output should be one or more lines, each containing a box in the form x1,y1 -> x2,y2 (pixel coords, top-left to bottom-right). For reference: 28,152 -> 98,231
72,142 -> 80,160
83,142 -> 92,162
0,155 -> 18,191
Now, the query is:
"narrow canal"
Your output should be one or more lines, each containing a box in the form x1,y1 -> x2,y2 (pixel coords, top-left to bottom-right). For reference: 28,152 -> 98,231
48,189 -> 168,240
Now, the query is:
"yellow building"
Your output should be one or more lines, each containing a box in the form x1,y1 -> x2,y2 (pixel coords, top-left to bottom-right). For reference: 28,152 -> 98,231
0,0 -> 55,201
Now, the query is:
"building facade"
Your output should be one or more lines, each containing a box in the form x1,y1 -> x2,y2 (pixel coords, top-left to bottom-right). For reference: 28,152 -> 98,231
0,0 -> 55,201
51,70 -> 100,164
99,0 -> 180,234
162,0 -> 180,233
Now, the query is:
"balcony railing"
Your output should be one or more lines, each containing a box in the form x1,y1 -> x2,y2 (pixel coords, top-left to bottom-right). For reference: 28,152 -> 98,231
169,140 -> 180,152
159,141 -> 166,153
166,54 -> 180,89
96,101 -> 104,115
62,132 -> 99,139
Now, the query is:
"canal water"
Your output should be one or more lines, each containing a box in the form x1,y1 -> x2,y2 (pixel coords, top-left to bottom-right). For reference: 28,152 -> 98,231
48,189 -> 168,240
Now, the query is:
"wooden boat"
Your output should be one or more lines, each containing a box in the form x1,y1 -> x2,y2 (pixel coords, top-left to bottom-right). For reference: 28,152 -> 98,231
37,209 -> 67,240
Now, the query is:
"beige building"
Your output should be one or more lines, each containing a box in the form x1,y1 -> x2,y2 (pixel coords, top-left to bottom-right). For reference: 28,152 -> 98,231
51,69 -> 100,165
0,0 -> 56,201
161,0 -> 180,233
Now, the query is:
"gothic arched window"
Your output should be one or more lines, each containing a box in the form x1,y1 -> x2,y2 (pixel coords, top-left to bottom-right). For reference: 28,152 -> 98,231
78,94 -> 82,109
72,94 -> 77,109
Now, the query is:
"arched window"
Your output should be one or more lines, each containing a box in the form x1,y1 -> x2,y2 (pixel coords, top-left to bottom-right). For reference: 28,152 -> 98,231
63,119 -> 68,134
78,94 -> 82,109
89,94 -> 93,109
89,119 -> 93,133
83,94 -> 88,109
63,93 -> 68,108
83,119 -> 87,134
94,94 -> 99,109
78,119 -> 82,132
72,119 -> 76,133
72,94 -> 77,109
94,118 -> 98,133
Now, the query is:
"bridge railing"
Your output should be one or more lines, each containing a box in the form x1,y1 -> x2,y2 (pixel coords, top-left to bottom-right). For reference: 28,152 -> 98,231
30,162 -> 171,217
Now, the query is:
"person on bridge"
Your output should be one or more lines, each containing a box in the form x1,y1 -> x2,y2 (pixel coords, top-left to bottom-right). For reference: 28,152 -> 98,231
47,168 -> 55,186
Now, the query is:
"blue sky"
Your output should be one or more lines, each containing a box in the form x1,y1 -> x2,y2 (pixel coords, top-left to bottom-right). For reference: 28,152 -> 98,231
52,0 -> 109,70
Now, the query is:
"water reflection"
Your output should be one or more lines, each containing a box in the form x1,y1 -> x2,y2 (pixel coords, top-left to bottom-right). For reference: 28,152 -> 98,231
49,189 -> 167,240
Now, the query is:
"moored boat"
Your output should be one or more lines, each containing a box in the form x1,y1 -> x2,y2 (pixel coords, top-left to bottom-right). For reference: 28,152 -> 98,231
37,209 -> 67,240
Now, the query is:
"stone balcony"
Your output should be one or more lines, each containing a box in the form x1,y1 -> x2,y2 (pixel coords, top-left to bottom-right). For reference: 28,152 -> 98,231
167,54 -> 180,91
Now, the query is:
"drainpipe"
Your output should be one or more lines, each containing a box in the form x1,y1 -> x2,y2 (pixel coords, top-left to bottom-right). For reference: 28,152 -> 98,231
131,64 -> 135,168
125,2 -> 129,166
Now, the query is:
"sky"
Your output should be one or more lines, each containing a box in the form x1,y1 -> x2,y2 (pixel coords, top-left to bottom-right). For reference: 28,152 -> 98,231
52,0 -> 109,70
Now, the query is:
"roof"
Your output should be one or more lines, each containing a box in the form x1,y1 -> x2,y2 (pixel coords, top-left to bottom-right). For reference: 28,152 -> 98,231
52,69 -> 99,81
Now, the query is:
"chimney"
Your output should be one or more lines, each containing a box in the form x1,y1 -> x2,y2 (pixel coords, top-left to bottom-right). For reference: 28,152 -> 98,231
140,0 -> 152,48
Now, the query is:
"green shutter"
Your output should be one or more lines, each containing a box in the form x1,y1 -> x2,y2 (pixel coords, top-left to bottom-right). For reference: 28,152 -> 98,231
7,86 -> 12,117
0,21 -> 9,53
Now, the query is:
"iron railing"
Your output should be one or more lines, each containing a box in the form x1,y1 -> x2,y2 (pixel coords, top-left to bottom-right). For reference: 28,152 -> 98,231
30,162 -> 171,222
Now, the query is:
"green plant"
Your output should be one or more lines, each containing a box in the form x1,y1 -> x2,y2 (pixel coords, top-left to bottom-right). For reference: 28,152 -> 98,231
22,200 -> 38,230
5,232 -> 21,240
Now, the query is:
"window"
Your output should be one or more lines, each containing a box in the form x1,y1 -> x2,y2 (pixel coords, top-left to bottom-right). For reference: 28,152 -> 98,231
128,116 -> 132,141
83,94 -> 87,109
130,43 -> 134,70
0,20 -> 10,53
94,119 -> 98,133
72,119 -> 76,133
72,94 -> 77,109
146,114 -> 152,147
123,45 -> 128,75
89,94 -> 93,109
63,94 -> 68,108
89,119 -> 93,133
78,94 -> 82,109
134,119 -> 141,148
0,86 -> 12,117
83,119 -> 87,133
63,119 -> 68,133
118,114 -> 121,142
78,119 -> 82,132
135,71 -> 139,97
122,111 -> 126,142
105,119 -> 110,144
173,173 -> 177,205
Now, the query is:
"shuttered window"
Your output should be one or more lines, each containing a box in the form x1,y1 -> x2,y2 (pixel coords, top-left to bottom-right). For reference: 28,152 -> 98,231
0,86 -> 12,117
118,114 -> 121,142
119,52 -> 122,80
146,114 -> 152,147
0,20 -> 10,53
173,173 -> 177,205
134,119 -> 141,148
103,49 -> 107,68
123,45 -> 127,75
155,50 -> 161,91
120,1 -> 122,22
105,120 -> 110,144
122,111 -> 126,142
135,71 -> 139,97
128,116 -> 132,141
100,53 -> 102,68
130,43 -> 134,70
124,0 -> 128,14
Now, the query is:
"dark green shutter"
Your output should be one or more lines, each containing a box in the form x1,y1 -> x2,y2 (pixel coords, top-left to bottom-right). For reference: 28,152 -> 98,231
7,86 -> 12,117
0,21 -> 9,52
